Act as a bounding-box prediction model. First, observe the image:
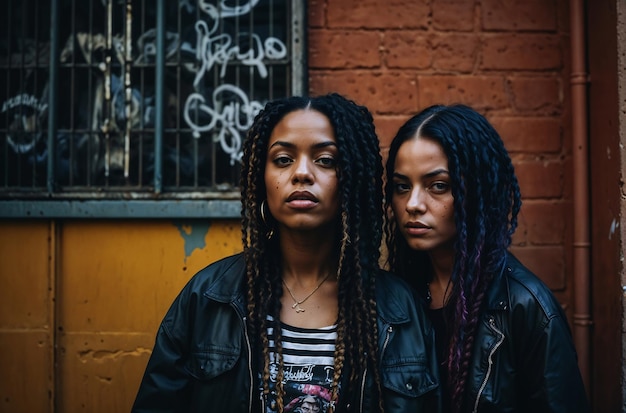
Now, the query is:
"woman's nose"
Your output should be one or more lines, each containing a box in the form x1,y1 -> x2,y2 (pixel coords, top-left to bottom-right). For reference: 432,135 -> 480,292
406,188 -> 426,213
292,157 -> 313,183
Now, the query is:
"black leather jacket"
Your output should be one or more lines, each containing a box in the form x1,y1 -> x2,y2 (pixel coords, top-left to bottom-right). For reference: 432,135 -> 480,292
132,253 -> 440,413
461,252 -> 589,412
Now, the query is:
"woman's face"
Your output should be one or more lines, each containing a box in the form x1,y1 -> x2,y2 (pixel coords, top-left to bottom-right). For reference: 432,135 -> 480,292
264,109 -> 340,232
390,136 -> 456,254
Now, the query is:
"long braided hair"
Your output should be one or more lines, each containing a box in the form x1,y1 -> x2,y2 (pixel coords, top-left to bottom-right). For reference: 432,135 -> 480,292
240,93 -> 385,412
383,104 -> 522,413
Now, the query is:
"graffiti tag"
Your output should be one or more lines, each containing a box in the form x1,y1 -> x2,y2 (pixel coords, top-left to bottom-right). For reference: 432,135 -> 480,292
183,84 -> 263,165
193,19 -> 287,85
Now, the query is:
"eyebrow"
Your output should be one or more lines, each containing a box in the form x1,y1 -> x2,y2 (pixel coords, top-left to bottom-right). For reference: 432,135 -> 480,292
269,140 -> 338,149
392,168 -> 449,179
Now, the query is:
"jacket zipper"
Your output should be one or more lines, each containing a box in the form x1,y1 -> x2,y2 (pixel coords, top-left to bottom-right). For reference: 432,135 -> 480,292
241,315 -> 255,413
359,368 -> 367,412
358,325 -> 392,412
472,316 -> 505,413
368,325 -> 393,412
381,325 -> 393,358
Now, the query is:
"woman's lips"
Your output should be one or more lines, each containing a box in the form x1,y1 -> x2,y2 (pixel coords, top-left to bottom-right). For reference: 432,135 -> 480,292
405,221 -> 430,236
286,191 -> 318,209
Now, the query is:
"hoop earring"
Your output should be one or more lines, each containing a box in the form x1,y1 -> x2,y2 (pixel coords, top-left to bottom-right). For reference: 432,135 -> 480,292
260,200 -> 269,225
260,200 -> 275,239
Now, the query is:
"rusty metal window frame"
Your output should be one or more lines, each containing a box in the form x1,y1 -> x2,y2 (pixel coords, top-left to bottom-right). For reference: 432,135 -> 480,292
0,0 -> 306,218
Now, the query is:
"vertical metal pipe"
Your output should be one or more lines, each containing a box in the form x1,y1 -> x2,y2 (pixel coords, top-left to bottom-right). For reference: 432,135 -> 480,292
291,0 -> 306,96
47,0 -> 59,192
154,0 -> 165,193
570,0 -> 592,394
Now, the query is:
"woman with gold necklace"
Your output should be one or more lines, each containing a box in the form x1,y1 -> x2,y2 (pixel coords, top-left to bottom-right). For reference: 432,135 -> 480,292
132,93 -> 439,413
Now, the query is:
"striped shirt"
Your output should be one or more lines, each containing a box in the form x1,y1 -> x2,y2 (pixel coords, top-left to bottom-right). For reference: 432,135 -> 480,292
263,319 -> 337,413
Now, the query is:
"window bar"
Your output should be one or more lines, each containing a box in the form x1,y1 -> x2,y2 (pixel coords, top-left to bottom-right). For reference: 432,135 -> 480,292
47,0 -> 59,193
86,0 -> 95,187
20,1 -> 26,186
268,0 -> 274,101
137,0 -> 146,187
174,2 -> 182,189
103,1 -> 110,183
193,1 -> 200,191
18,1 -> 26,187
247,0 -> 254,102
210,5 -> 223,190
123,0 -> 132,181
33,0 -> 41,188
154,0 -> 165,193
243,0 -> 253,186
2,2 -> 7,187
235,0 -> 241,103
68,0 -> 76,187
106,2 -> 116,186
3,0 -> 13,189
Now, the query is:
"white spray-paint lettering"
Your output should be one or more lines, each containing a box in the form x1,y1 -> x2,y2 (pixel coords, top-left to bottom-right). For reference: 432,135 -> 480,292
198,0 -> 261,18
183,84 -> 263,165
3,93 -> 48,154
2,93 -> 48,114
193,19 -> 287,85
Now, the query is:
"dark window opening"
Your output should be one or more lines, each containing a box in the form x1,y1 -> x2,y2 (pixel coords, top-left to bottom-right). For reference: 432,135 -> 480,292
0,0 -> 305,209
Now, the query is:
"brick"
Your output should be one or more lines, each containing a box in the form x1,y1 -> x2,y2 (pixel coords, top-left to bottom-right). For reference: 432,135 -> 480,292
327,0 -> 429,29
480,34 -> 562,70
307,0 -> 325,28
517,200 -> 566,244
562,157 -> 573,199
309,30 -> 382,69
508,77 -> 562,113
514,160 -> 562,198
489,116 -> 562,153
417,75 -> 508,110
309,71 -> 418,114
511,204 -> 528,245
508,246 -> 565,290
431,33 -> 479,73
374,115 -> 409,150
556,0 -> 570,32
481,0 -> 558,31
432,0 -> 475,31
383,31 -> 432,69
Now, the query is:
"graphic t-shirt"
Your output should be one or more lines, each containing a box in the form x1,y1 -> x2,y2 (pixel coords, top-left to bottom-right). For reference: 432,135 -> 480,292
263,319 -> 337,413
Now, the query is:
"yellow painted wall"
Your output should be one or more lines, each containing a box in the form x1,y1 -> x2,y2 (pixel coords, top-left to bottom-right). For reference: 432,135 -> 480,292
0,219 -> 242,413
0,221 -> 54,413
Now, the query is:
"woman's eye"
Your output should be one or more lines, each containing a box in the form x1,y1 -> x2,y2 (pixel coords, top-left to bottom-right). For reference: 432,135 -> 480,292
393,182 -> 410,193
273,156 -> 292,167
430,181 -> 450,193
316,156 -> 337,168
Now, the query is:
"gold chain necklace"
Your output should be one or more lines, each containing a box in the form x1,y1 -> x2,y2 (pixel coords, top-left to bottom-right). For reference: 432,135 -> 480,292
282,273 -> 331,313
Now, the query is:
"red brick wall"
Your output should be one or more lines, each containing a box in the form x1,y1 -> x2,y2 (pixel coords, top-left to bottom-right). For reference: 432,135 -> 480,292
307,0 -> 574,312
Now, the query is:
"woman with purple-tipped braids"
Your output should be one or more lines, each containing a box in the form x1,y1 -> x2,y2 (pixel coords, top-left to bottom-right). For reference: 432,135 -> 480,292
383,104 -> 589,413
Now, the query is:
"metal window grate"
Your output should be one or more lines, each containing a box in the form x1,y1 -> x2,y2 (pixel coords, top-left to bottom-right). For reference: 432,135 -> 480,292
0,0 -> 304,206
